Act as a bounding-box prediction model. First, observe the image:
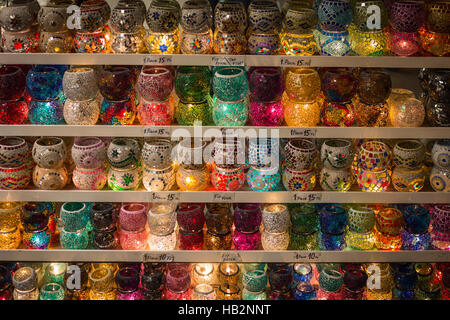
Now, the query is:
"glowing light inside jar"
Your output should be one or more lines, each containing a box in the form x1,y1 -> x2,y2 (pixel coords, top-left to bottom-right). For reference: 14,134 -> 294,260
193,263 -> 215,284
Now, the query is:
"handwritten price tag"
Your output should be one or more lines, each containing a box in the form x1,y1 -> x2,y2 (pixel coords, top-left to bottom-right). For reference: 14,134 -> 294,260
289,128 -> 317,137
293,252 -> 322,262
142,253 -> 175,262
292,193 -> 323,202
221,252 -> 242,262
212,192 -> 235,202
211,56 -> 245,67
143,127 -> 171,137
143,55 -> 173,65
279,57 -> 312,67
150,192 -> 180,202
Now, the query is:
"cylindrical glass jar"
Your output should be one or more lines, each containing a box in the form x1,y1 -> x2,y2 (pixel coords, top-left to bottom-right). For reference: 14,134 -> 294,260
89,268 -> 116,300
108,165 -> 141,191
249,100 -> 283,126
0,227 -> 21,249
175,66 -> 211,103
285,68 -> 321,103
147,231 -> 177,250
234,203 -> 262,234
204,231 -> 232,250
261,204 -> 290,233
23,227 -> 51,249
119,228 -> 148,250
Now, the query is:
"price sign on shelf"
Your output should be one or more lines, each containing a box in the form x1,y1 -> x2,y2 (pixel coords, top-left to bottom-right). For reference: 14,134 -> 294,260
142,55 -> 173,65
149,192 -> 180,202
291,193 -> 323,203
289,128 -> 317,138
211,56 -> 245,67
293,251 -> 322,262
212,192 -> 235,202
221,252 -> 242,262
279,57 -> 312,67
143,127 -> 171,137
142,253 -> 175,263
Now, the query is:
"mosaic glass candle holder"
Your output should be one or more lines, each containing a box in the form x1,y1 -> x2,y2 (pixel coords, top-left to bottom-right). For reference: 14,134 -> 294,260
320,205 -> 348,235
213,30 -> 247,54
167,267 -> 191,294
110,29 -> 145,53
431,204 -> 450,234
60,227 -> 89,249
320,163 -> 353,190
234,203 -> 262,234
145,29 -> 180,54
285,68 -> 321,103
0,163 -> 32,190
98,66 -> 135,101
248,0 -> 281,33
285,139 -> 317,170
146,0 -> 181,33
0,137 -> 28,167
268,266 -> 293,291
176,164 -> 210,191
320,139 -> 353,170
377,208 -> 404,236
387,88 -> 416,106
119,203 -> 147,232
0,66 -> 26,101
175,66 -> 211,103
358,140 -> 391,171
314,27 -> 350,56
108,165 -> 141,191
142,165 -> 175,192
71,137 -> 106,170
204,204 -> 233,235
402,205 -> 430,236
214,1 -> 247,33
192,284 -> 216,300
26,66 -> 62,101
248,138 -> 279,167
147,203 -> 177,236
212,67 -> 248,101
63,98 -> 100,125
176,204 -> 205,234
389,30 -> 420,56
138,95 -> 174,125
89,268 -> 116,300
213,137 -> 245,167
356,69 -> 392,105
432,139 -> 450,170
261,229 -> 290,250
426,97 -> 450,127
204,230 -> 232,250
60,202 -> 89,232
248,100 -> 283,126
147,231 -> 177,250
62,67 -> 98,101
388,96 -> 425,127
32,136 -> 67,169
211,164 -> 245,191
400,230 -> 431,250
426,1 -> 450,33
318,0 -> 352,31
247,32 -> 280,55
318,268 -> 343,295
93,226 -> 120,250
216,283 -> 241,300
176,100 -> 212,126
180,29 -> 213,54
28,98 -> 64,125
293,264 -> 313,284
136,66 -> 173,102
0,100 -> 28,125
283,167 -> 317,191
23,227 -> 51,249
290,204 -> 318,235
218,262 -> 240,285
321,67 -> 356,103
1,29 -> 34,53
280,30 -> 317,55
176,138 -> 207,167
142,138 -> 172,169
393,140 -> 425,170
419,28 -> 450,57
282,94 -> 320,127
0,227 -> 21,249
350,27 -> 389,56
430,229 -> 450,250
430,166 -> 450,192
72,165 -> 107,190
39,283 -> 65,300
107,138 -> 141,168
232,229 -> 261,250
242,269 -> 267,293
345,229 -> 375,250
321,101 -> 355,126
293,282 -> 317,300
211,96 -> 249,126
33,165 -> 69,190
192,263 -> 216,285
90,202 -> 115,230
247,165 -> 281,192
392,167 -> 425,192
354,100 -> 389,127
248,67 -> 283,103
0,202 -> 21,231
21,202 -> 51,232
178,230 -> 203,250
38,30 -> 73,54
73,29 -> 110,53
389,0 -> 425,33
165,287 -> 191,300
283,6 -> 317,33
119,228 -> 148,250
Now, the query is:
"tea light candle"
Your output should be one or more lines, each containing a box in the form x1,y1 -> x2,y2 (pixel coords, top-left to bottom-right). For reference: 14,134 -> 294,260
192,263 -> 216,285
293,264 -> 313,284
45,263 -> 67,286
176,164 -> 210,191
204,231 -> 232,250
219,263 -> 240,285
40,283 -> 65,300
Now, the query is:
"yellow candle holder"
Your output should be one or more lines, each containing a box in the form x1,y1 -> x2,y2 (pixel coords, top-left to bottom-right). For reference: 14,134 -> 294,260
0,201 -> 21,231
218,263 -> 240,285
145,29 -> 180,54
285,68 -> 321,103
176,164 -> 210,191
280,30 -> 317,55
0,226 -> 21,249
204,231 -> 232,250
88,267 -> 116,300
349,25 -> 388,56
345,229 -> 375,250
282,92 -> 320,126
216,283 -> 241,300
392,167 -> 426,192
374,228 -> 402,251
419,27 -> 450,57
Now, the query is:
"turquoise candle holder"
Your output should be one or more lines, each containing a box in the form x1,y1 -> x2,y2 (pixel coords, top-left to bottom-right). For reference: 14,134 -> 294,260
242,289 -> 267,300
60,227 -> 89,249
39,283 -> 65,300
246,165 -> 281,191
242,270 -> 267,293
212,67 -> 249,101
211,95 -> 249,126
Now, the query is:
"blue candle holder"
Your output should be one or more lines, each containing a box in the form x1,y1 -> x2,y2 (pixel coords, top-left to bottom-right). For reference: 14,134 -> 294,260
248,138 -> 279,167
293,264 -> 313,284
403,204 -> 430,234
293,282 -> 317,300
401,230 -> 431,251
319,231 -> 346,250
26,66 -> 62,101
246,165 -> 281,191
29,98 -> 65,125
318,0 -> 353,31
313,27 -> 350,56
393,264 -> 418,291
320,205 -> 348,235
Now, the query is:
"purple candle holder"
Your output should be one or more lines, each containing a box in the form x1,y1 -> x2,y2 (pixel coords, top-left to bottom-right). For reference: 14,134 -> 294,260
389,1 -> 425,33
268,267 -> 293,292
233,230 -> 261,250
116,267 -> 140,292
177,204 -> 205,234
233,203 -> 262,234
248,67 -> 283,102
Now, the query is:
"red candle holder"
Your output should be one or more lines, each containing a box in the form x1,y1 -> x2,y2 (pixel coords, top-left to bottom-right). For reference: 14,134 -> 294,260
0,100 -> 28,124
419,27 -> 450,57
389,29 -> 421,56
321,101 -> 355,127
178,230 -> 204,250
211,164 -> 245,191
176,204 -> 205,234
137,95 -> 175,125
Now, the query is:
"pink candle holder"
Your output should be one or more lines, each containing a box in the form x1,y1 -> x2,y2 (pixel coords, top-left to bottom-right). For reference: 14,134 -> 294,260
232,229 -> 261,250
119,203 -> 147,232
119,228 -> 148,250
166,268 -> 191,293
137,95 -> 175,125
389,29 -> 421,56
248,100 -> 283,126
